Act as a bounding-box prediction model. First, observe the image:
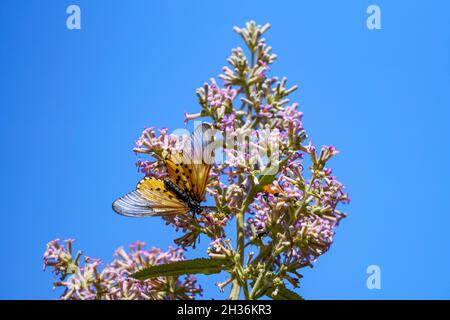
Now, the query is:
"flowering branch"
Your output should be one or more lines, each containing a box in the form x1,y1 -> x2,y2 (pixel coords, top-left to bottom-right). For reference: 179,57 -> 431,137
44,21 -> 349,300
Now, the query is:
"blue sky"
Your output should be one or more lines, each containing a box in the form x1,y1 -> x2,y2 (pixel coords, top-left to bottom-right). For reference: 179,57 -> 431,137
1,0 -> 450,299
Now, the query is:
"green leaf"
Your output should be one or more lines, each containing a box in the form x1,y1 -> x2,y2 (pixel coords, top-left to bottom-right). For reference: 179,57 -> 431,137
130,258 -> 229,280
265,286 -> 304,300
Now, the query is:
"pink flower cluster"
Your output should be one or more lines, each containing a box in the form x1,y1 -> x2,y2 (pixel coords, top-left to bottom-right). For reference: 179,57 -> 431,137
43,239 -> 202,300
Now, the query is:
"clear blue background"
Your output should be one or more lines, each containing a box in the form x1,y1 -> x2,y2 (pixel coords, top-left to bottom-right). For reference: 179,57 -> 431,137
1,0 -> 449,299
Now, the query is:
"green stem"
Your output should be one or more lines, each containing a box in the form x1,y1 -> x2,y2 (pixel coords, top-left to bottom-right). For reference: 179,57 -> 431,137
229,46 -> 261,300
229,205 -> 250,300
250,49 -> 255,68
229,280 -> 241,300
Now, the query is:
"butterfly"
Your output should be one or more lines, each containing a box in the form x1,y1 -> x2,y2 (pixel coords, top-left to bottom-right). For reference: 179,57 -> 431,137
262,183 -> 284,197
112,123 -> 215,217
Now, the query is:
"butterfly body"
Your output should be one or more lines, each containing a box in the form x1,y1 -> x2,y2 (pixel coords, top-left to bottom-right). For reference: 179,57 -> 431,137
163,178 -> 202,215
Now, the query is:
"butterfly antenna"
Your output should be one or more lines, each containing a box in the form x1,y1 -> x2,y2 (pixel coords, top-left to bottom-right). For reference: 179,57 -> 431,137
200,206 -> 218,211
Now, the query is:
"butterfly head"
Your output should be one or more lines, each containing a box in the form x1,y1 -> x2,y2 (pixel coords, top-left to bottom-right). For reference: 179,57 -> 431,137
186,198 -> 203,215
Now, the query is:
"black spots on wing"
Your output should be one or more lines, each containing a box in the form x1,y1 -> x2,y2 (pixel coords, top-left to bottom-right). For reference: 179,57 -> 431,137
188,169 -> 193,174
156,187 -> 161,191
168,195 -> 174,199
175,168 -> 180,174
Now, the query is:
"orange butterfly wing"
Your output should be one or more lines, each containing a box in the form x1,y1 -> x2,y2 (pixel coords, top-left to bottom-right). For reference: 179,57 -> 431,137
112,178 -> 189,217
165,123 -> 214,202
